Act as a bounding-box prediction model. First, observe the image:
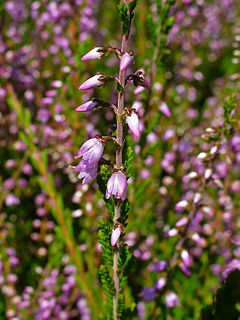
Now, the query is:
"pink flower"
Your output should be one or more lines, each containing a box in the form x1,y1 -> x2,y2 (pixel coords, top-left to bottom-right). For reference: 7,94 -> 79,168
5,194 -> 20,206
120,52 -> 133,71
76,100 -> 98,112
159,102 -> 171,117
78,74 -> 106,90
75,137 -> 104,169
77,167 -> 98,184
165,292 -> 180,308
111,225 -> 122,246
126,110 -> 140,139
106,171 -> 127,201
81,47 -> 106,61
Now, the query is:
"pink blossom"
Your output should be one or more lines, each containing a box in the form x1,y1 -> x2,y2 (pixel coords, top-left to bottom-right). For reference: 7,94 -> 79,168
106,171 -> 127,201
78,74 -> 105,90
159,102 -> 171,117
81,47 -> 105,61
126,110 -> 140,139
75,137 -> 104,169
76,100 -> 98,112
120,52 -> 133,71
111,225 -> 122,246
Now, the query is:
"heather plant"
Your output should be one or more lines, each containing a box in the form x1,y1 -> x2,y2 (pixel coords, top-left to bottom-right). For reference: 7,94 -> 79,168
0,0 -> 240,320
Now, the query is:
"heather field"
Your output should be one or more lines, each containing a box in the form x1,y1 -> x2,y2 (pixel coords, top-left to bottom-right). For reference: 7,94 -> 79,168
0,0 -> 240,319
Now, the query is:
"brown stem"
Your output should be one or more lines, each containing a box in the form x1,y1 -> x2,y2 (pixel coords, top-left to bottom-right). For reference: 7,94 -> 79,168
113,33 -> 127,320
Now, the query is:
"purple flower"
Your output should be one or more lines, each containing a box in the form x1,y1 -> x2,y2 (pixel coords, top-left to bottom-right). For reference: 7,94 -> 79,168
140,287 -> 156,302
165,292 -> 180,308
126,110 -> 140,139
76,100 -> 98,112
155,277 -> 166,290
78,74 -> 106,90
111,225 -> 122,246
154,260 -> 168,272
120,52 -> 133,71
159,102 -> 171,117
75,137 -> 104,169
81,47 -> 106,61
5,194 -> 20,206
106,171 -> 127,201
223,259 -> 240,278
76,167 -> 98,184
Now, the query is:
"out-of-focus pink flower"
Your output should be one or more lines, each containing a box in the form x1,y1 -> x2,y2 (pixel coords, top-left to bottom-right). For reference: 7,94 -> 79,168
81,47 -> 106,61
78,74 -> 106,90
126,110 -> 140,139
165,292 -> 180,308
159,102 -> 171,118
120,52 -> 133,71
76,100 -> 98,112
106,171 -> 127,201
111,225 -> 122,246
5,194 -> 20,206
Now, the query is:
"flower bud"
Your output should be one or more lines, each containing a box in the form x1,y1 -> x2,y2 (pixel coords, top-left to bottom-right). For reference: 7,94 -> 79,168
120,52 -> 133,71
111,225 -> 122,246
126,110 -> 141,139
159,102 -> 171,118
78,74 -> 106,90
81,47 -> 106,61
76,100 -> 98,112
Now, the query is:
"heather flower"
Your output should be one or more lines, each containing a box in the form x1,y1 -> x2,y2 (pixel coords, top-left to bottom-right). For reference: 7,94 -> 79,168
140,287 -> 156,302
126,110 -> 140,139
120,52 -> 133,71
111,225 -> 122,246
106,171 -> 127,201
76,100 -> 98,112
81,47 -> 106,61
75,137 -> 104,169
159,102 -> 171,117
165,292 -> 180,308
78,74 -> 106,90
5,194 -> 20,206
76,167 -> 98,184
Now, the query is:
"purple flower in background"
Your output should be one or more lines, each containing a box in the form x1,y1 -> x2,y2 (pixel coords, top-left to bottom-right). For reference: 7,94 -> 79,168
159,102 -> 171,118
111,224 -> 122,246
5,194 -> 20,206
223,259 -> 240,278
81,47 -> 106,61
106,171 -> 127,201
140,287 -> 156,302
78,74 -> 106,90
155,277 -> 166,290
165,292 -> 180,308
75,137 -> 104,169
154,260 -> 168,272
126,110 -> 141,139
76,100 -> 98,112
120,52 -> 133,71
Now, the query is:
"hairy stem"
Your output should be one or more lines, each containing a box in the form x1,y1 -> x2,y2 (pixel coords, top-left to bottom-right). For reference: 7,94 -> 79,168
113,33 -> 127,320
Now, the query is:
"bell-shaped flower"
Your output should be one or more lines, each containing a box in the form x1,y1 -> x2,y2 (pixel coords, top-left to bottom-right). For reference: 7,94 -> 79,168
81,47 -> 106,61
120,52 -> 133,71
76,100 -> 98,112
126,110 -> 140,139
78,167 -> 98,184
106,171 -> 127,201
111,224 -> 122,246
78,74 -> 106,90
75,137 -> 104,169
159,102 -> 171,118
